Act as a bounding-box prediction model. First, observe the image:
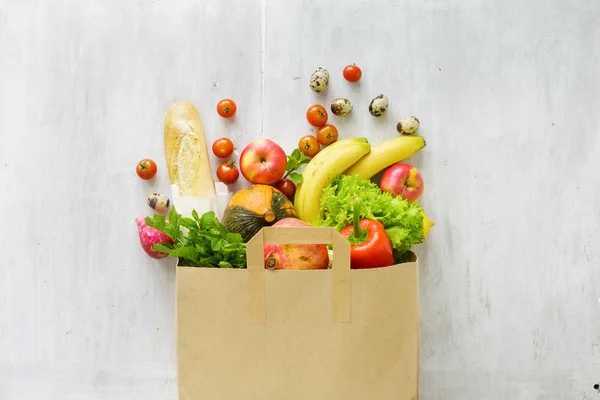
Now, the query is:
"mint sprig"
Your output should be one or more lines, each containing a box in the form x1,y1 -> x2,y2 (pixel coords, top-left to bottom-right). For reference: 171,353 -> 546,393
145,207 -> 247,268
283,149 -> 310,184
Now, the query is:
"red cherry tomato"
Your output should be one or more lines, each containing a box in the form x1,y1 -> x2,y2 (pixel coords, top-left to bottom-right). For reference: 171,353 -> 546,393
212,137 -> 234,158
274,179 -> 296,199
343,64 -> 362,82
298,135 -> 320,157
306,105 -> 328,127
217,99 -> 237,118
136,158 -> 157,180
216,160 -> 240,184
316,124 -> 338,146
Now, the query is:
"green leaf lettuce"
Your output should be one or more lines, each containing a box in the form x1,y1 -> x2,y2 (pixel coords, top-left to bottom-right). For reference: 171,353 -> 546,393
317,174 -> 424,257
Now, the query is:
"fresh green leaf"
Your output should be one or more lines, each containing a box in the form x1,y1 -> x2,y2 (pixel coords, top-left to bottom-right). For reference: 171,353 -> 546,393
214,220 -> 229,238
152,244 -> 200,264
211,237 -> 225,252
284,149 -> 310,179
191,209 -> 201,223
180,217 -> 199,231
289,172 -> 303,184
199,211 -> 217,230
145,213 -> 165,231
226,233 -> 243,244
199,255 -> 221,266
165,207 -> 181,239
219,261 -> 233,268
152,243 -> 174,253
286,157 -> 295,171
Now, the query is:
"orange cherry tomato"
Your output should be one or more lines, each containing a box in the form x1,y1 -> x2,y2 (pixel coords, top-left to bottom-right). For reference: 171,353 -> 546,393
306,105 -> 328,127
298,135 -> 320,157
212,137 -> 234,158
316,124 -> 339,146
136,158 -> 157,180
343,64 -> 362,82
216,160 -> 239,184
274,179 -> 296,199
217,99 -> 237,118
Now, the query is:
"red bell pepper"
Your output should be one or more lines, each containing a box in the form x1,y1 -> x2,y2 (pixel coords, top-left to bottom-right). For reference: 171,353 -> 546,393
339,198 -> 394,269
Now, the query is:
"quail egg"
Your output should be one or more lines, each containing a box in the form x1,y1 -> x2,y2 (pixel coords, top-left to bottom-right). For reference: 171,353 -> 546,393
330,98 -> 353,116
147,193 -> 170,212
309,67 -> 329,93
368,94 -> 389,117
396,116 -> 420,135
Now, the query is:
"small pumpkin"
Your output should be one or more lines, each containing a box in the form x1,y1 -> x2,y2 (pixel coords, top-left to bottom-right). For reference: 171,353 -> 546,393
222,184 -> 296,242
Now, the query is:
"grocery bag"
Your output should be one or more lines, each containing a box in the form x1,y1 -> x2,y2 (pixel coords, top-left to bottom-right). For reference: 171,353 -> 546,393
176,225 -> 419,400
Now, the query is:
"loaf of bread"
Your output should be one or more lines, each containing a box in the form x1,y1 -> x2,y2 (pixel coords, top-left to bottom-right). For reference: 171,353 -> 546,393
164,101 -> 216,198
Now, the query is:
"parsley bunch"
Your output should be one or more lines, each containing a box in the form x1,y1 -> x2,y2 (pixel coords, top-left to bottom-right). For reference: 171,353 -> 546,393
145,207 -> 247,268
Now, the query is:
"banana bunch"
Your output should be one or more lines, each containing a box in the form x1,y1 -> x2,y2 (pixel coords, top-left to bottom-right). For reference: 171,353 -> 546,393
344,135 -> 426,180
294,134 -> 431,232
294,138 -> 371,225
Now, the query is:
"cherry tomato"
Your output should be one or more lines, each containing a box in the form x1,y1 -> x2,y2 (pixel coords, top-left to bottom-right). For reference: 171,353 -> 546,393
306,105 -> 328,127
136,158 -> 157,180
298,135 -> 320,157
217,99 -> 237,118
212,137 -> 234,158
316,124 -> 339,146
216,160 -> 239,184
274,179 -> 296,199
343,64 -> 362,82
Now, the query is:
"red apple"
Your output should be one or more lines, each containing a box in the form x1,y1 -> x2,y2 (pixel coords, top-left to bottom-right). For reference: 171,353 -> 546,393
379,163 -> 424,204
239,139 -> 287,184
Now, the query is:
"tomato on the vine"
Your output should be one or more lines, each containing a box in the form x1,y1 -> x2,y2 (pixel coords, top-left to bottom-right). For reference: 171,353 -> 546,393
306,105 -> 328,127
212,137 -> 234,158
316,124 -> 338,146
136,158 -> 157,180
274,179 -> 296,199
217,99 -> 237,118
343,64 -> 362,82
216,160 -> 239,184
298,135 -> 320,157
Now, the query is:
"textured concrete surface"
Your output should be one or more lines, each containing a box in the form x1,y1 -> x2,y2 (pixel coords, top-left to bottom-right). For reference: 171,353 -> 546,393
1,0 -> 599,399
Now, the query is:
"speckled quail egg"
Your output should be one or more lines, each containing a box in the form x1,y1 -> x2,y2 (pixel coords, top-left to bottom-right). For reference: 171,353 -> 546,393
368,94 -> 389,117
330,98 -> 353,116
396,116 -> 420,135
309,67 -> 330,93
147,193 -> 170,212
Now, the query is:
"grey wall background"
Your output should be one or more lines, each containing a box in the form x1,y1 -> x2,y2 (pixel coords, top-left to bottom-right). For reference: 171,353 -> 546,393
1,0 -> 599,399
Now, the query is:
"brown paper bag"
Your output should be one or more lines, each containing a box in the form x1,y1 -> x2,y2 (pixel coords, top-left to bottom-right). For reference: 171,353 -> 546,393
176,226 -> 419,400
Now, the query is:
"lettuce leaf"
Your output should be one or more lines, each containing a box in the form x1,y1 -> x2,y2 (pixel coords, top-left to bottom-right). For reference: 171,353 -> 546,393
317,174 -> 424,257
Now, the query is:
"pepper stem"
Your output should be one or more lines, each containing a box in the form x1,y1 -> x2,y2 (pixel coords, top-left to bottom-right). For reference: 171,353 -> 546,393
347,197 -> 368,245
353,197 -> 362,236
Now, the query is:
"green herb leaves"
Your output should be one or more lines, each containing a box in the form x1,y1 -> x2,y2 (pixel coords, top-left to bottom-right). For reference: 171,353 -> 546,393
145,207 -> 247,268
284,149 -> 310,184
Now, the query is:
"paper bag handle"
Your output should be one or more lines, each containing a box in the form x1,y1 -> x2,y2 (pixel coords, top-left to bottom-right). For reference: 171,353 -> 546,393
246,226 -> 351,324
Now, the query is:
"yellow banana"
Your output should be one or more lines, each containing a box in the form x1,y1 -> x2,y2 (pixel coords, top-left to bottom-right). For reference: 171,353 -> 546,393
294,138 -> 368,214
344,135 -> 426,180
295,138 -> 369,219
296,140 -> 371,225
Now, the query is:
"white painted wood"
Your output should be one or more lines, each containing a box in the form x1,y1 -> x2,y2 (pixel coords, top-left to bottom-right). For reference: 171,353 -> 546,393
1,0 -> 599,399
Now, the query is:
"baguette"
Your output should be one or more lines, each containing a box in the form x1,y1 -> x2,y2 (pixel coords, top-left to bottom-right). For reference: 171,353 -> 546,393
163,101 -> 216,197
